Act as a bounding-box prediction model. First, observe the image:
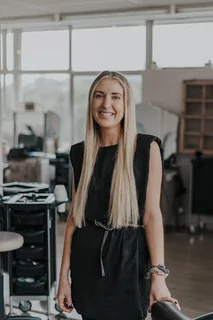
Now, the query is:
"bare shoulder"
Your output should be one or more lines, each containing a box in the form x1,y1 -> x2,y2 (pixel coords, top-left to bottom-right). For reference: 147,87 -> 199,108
150,140 -> 162,161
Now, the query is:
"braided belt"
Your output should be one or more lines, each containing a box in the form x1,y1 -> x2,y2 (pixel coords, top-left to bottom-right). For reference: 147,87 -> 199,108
94,220 -> 144,277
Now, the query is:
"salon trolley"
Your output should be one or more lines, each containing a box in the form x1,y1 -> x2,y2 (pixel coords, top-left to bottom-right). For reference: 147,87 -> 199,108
3,193 -> 58,318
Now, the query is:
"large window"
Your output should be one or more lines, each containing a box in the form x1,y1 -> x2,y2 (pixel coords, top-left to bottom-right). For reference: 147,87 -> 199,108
2,27 -> 144,148
1,75 -> 14,148
0,75 -> 3,106
20,74 -> 71,147
21,30 -> 69,70
0,32 -> 13,70
0,34 -> 2,70
73,74 -> 143,143
72,26 -> 146,71
4,75 -> 14,112
1,74 -> 14,114
153,22 -> 213,68
73,75 -> 96,143
7,33 -> 14,70
124,74 -> 142,105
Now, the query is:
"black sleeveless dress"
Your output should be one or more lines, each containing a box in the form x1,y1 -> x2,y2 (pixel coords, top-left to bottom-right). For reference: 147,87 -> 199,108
69,134 -> 163,320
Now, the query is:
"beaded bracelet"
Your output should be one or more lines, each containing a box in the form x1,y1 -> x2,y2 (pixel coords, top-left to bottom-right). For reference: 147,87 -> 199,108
145,265 -> 170,279
151,264 -> 170,274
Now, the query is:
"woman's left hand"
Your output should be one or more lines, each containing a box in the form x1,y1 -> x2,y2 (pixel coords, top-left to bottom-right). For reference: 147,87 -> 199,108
149,275 -> 181,311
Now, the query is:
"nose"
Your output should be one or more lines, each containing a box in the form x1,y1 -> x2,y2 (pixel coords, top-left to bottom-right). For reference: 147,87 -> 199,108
102,96 -> 111,109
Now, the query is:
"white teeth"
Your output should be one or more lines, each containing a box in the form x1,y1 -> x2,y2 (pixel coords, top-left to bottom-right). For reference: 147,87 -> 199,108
100,112 -> 114,116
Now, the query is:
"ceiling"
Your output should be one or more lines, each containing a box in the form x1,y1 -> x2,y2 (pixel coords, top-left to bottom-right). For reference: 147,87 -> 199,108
0,0 -> 213,30
0,0 -> 212,20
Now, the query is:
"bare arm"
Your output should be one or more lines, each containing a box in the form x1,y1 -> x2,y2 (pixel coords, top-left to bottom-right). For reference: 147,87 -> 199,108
57,169 -> 76,312
59,213 -> 76,279
143,141 -> 164,266
143,141 -> 171,308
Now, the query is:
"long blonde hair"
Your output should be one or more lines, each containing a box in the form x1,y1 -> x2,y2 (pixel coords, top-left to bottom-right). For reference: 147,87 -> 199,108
73,71 -> 138,228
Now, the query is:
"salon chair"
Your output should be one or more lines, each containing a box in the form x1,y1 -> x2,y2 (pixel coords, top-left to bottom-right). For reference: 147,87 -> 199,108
152,301 -> 213,320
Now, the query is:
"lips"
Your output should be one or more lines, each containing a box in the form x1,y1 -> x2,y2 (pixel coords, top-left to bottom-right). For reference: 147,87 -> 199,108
99,111 -> 115,118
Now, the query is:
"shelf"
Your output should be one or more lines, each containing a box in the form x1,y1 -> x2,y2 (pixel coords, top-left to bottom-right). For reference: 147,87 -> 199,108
185,101 -> 202,116
204,119 -> 213,133
180,80 -> 213,154
184,99 -> 203,102
185,132 -> 201,136
185,99 -> 213,102
179,149 -> 199,154
202,150 -> 213,155
185,118 -> 201,132
184,80 -> 213,85
184,115 -> 202,119
204,133 -> 213,136
204,116 -> 213,119
180,149 -> 213,155
205,85 -> 213,99
204,102 -> 213,117
184,135 -> 201,150
185,84 -> 203,99
203,135 -> 213,150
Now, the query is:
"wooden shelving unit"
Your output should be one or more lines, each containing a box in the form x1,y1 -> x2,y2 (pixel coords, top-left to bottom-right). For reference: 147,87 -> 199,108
179,80 -> 213,154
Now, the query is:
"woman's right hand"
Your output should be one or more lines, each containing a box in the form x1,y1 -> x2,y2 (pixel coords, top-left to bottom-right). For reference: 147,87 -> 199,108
57,278 -> 74,313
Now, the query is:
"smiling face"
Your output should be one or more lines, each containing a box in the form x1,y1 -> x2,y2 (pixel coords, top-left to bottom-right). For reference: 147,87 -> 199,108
92,78 -> 125,133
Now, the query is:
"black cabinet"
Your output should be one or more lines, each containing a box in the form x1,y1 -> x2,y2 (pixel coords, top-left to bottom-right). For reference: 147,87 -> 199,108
190,158 -> 213,216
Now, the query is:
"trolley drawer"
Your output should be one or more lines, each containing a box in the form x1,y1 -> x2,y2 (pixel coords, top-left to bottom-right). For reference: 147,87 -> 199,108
15,262 -> 45,277
14,280 -> 46,295
18,230 -> 45,244
15,246 -> 45,260
12,211 -> 45,226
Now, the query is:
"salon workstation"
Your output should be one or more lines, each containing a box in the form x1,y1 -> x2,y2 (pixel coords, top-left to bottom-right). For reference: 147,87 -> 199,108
0,1 -> 213,320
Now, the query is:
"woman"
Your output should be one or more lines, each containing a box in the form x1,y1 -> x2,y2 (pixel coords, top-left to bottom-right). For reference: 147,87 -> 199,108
57,71 -> 179,320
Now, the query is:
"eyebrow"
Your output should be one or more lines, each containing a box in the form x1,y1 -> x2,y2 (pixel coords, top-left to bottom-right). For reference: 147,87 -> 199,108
94,90 -> 123,96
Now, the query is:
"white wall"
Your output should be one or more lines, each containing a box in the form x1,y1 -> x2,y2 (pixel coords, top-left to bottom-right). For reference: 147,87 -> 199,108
142,67 -> 213,230
136,103 -> 178,159
143,67 -> 213,113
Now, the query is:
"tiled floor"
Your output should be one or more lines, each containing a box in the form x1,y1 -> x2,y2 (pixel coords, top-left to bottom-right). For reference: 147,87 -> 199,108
4,220 -> 213,320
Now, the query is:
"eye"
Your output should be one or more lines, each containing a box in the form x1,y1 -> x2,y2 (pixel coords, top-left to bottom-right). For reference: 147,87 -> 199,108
95,93 -> 104,99
112,95 -> 120,100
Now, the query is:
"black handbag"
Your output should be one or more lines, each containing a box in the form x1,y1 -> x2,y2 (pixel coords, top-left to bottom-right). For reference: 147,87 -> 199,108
151,301 -> 213,320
